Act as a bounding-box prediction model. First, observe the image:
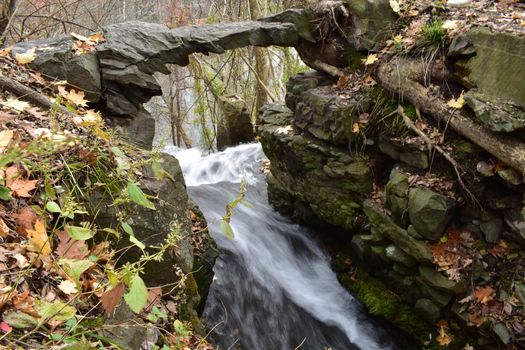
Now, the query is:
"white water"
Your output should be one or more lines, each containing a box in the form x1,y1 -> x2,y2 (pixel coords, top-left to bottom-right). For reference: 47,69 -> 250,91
165,143 -> 396,350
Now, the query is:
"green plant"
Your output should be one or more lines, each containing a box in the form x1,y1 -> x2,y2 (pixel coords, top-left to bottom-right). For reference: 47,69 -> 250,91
421,20 -> 445,46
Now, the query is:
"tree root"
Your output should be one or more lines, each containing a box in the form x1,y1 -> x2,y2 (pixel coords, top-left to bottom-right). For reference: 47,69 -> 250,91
377,57 -> 525,176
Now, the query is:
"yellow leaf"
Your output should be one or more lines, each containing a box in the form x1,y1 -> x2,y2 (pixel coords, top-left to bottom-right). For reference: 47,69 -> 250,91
0,130 -> 14,153
2,99 -> 30,112
351,123 -> 361,133
65,89 -> 88,106
437,325 -> 452,346
389,0 -> 400,13
26,220 -> 52,256
447,91 -> 466,109
58,280 -> 78,295
362,54 -> 379,66
15,48 -> 37,65
394,35 -> 403,44
89,33 -> 106,43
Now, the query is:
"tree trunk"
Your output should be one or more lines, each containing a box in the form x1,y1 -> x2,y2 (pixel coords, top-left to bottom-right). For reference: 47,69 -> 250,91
0,0 -> 17,46
377,57 -> 525,175
248,0 -> 270,117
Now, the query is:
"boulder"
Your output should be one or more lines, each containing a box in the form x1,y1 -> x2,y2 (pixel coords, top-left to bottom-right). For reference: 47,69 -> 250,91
464,90 -> 525,132
259,103 -> 373,230
363,201 -> 433,263
414,298 -> 441,323
92,153 -> 194,286
344,0 -> 398,51
480,218 -> 503,244
419,266 -> 465,294
449,27 -> 525,108
408,188 -> 456,240
385,244 -> 416,267
12,37 -> 101,102
217,95 -> 254,150
292,85 -> 370,145
385,171 -> 409,226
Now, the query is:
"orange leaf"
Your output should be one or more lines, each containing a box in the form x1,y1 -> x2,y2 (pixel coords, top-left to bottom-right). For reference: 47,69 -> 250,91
100,283 -> 126,316
26,220 -> 52,256
473,286 -> 494,304
5,166 -> 37,198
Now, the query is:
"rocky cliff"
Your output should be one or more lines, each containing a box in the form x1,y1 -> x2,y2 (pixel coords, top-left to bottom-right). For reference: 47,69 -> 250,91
258,0 -> 525,348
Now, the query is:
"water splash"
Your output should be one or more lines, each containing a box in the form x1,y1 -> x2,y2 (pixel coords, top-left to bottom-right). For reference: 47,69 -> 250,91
165,143 -> 396,350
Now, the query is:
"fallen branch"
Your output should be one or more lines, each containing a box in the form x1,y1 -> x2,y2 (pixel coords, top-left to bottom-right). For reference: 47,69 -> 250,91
397,105 -> 478,204
0,74 -> 73,115
377,57 -> 525,176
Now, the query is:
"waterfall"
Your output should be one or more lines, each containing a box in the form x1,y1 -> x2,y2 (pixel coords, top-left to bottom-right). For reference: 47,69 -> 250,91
164,143 -> 397,350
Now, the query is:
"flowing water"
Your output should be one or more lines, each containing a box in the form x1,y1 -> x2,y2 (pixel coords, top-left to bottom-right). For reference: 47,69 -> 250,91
165,143 -> 397,350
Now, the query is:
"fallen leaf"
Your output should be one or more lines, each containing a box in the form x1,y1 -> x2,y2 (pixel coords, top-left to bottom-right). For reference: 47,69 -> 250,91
389,0 -> 401,13
58,280 -> 78,295
15,48 -> 36,65
65,89 -> 88,106
26,220 -> 52,256
447,91 -> 466,109
0,130 -> 14,154
351,123 -> 361,133
0,47 -> 12,58
336,75 -> 350,89
436,322 -> 452,346
100,283 -> 126,316
12,253 -> 29,268
13,207 -> 37,236
0,218 -> 9,238
276,125 -> 293,135
55,230 -> 89,259
2,99 -> 30,112
473,286 -> 494,304
5,166 -> 38,198
362,53 -> 379,66
89,33 -> 106,43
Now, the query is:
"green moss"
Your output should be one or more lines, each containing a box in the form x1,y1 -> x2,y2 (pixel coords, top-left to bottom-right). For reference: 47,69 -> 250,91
340,269 -> 432,344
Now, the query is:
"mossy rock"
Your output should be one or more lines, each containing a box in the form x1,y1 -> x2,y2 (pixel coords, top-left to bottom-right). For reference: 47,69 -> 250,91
339,269 -> 432,344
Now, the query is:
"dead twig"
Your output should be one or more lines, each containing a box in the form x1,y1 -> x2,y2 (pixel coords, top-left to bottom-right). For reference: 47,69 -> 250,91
397,105 -> 479,205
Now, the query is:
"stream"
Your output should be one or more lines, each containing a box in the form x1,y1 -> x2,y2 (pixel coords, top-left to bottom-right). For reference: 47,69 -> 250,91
165,143 -> 397,350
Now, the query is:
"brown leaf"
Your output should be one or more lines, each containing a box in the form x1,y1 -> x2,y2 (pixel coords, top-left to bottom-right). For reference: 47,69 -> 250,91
5,166 -> 38,198
26,220 -> 52,256
336,75 -> 350,89
13,207 -> 37,236
55,230 -> 89,259
0,218 -> 9,238
90,241 -> 113,263
100,283 -> 125,316
473,286 -> 494,304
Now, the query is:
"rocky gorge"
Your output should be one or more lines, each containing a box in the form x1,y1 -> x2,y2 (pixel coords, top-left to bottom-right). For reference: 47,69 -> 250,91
3,0 -> 525,348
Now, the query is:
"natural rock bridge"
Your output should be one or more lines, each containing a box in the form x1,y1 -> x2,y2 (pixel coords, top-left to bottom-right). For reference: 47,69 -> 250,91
10,10 -> 316,147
